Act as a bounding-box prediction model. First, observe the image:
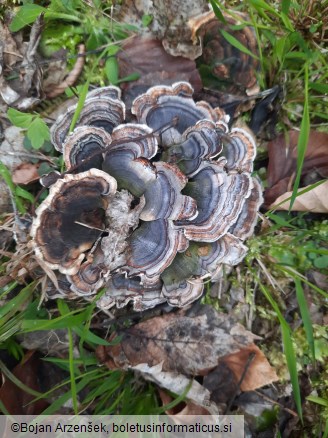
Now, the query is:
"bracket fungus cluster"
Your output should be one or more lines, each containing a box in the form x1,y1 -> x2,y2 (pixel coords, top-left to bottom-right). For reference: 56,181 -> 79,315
31,82 -> 262,311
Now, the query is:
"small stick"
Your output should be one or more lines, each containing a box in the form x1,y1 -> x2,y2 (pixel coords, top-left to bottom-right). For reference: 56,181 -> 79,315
225,352 -> 256,414
253,389 -> 298,417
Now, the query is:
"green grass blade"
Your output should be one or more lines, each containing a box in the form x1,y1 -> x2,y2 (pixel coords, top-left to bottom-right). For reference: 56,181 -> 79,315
69,80 -> 90,133
324,419 -> 328,438
44,11 -> 82,23
0,399 -> 11,415
15,186 -> 35,204
0,360 -> 44,398
248,0 -> 279,20
268,180 -> 326,212
42,357 -> 98,367
255,274 -> 303,423
30,369 -> 99,408
0,281 -> 36,327
277,266 -> 328,299
40,375 -> 91,414
306,396 -> 328,407
280,325 -> 303,422
265,212 -> 298,229
209,0 -> 227,23
73,325 -> 112,346
0,281 -> 18,298
82,370 -> 122,404
289,62 -> 309,211
20,310 -> 89,331
153,379 -> 193,414
0,162 -> 26,213
294,278 -> 315,362
220,29 -> 260,60
68,328 -> 78,414
281,0 -> 291,14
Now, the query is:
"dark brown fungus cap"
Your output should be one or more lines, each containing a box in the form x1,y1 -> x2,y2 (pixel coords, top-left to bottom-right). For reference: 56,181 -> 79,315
63,126 -> 111,172
67,247 -> 106,295
221,127 -> 256,173
162,278 -> 205,307
86,86 -> 122,101
163,119 -> 227,176
194,11 -> 259,95
103,124 -> 158,197
50,87 -> 125,151
40,171 -> 62,188
140,162 -> 197,221
229,177 -> 263,240
97,274 -> 164,311
126,219 -> 188,280
117,36 -> 202,107
160,233 -> 248,307
131,82 -> 223,146
176,163 -> 252,242
31,169 -> 117,275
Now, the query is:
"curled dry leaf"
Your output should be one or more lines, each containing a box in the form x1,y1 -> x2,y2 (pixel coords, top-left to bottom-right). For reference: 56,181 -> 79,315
96,305 -> 278,408
270,180 -> 328,213
12,162 -> 40,185
45,44 -> 86,99
265,130 -> 328,207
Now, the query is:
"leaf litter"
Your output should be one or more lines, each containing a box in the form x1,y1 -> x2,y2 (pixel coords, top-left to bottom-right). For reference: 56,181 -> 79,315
96,305 -> 278,411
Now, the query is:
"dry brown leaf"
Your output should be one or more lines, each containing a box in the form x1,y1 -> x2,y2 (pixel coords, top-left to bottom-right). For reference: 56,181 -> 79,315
97,306 -> 261,374
97,305 -> 278,405
117,36 -> 202,107
270,180 -> 328,212
12,162 -> 40,185
221,344 -> 279,391
265,130 -> 328,207
0,351 -> 48,414
45,44 -> 85,99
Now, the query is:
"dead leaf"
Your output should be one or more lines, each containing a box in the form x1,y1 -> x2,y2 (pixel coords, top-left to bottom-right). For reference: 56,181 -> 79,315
265,130 -> 328,207
97,305 -> 261,374
269,180 -> 328,212
12,162 -> 40,185
97,305 -> 278,407
221,344 -> 279,391
0,351 -> 48,414
117,36 -> 202,107
45,45 -> 85,99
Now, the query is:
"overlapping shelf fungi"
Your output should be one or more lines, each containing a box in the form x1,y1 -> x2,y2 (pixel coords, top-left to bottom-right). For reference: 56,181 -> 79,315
31,82 -> 262,311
